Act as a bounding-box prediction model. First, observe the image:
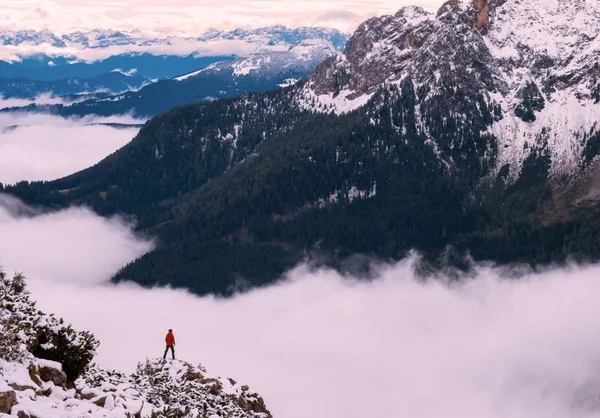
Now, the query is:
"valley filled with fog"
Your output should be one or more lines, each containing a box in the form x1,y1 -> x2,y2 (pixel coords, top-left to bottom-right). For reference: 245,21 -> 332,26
0,111 -> 142,183
2,1 -> 600,415
2,192 -> 600,418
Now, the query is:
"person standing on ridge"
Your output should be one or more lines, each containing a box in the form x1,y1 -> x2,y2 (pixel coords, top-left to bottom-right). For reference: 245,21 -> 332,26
163,329 -> 175,360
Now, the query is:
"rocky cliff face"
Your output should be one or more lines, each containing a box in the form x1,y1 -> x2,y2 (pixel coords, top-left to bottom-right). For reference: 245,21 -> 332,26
298,0 -> 600,182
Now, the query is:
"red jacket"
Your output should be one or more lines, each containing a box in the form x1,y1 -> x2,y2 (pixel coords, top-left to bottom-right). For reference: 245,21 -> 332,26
165,332 -> 175,347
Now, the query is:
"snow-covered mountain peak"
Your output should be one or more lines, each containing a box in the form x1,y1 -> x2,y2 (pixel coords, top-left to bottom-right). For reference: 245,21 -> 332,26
288,38 -> 337,60
0,26 -> 349,62
297,5 -> 437,110
297,0 -> 600,180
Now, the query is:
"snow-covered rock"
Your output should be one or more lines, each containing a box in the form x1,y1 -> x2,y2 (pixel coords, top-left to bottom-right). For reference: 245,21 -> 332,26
37,359 -> 67,386
0,269 -> 271,418
0,385 -> 17,414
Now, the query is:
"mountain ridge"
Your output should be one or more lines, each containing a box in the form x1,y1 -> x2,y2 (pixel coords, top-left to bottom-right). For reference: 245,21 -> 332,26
1,39 -> 338,117
5,0 -> 600,296
0,26 -> 348,63
0,269 -> 271,417
0,71 -> 150,99
298,0 -> 600,180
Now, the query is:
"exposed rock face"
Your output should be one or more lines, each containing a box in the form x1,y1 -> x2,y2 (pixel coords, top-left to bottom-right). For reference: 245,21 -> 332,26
309,6 -> 434,99
299,0 -> 600,181
0,389 -> 17,414
38,363 -> 67,387
473,0 -> 490,29
8,383 -> 38,392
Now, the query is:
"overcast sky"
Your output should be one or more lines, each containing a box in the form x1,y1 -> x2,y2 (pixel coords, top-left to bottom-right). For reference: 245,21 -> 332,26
1,0 -> 445,34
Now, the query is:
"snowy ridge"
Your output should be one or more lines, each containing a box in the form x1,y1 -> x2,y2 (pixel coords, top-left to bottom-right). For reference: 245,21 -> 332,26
0,26 -> 348,62
0,270 -> 271,418
296,6 -> 435,115
173,68 -> 205,81
485,0 -> 600,178
230,39 -> 336,76
296,0 -> 600,178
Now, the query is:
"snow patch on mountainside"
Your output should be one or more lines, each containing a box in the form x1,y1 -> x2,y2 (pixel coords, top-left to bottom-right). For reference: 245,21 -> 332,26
297,84 -> 373,115
233,58 -> 264,76
316,184 -> 377,208
490,90 -> 600,179
111,68 -> 138,77
173,68 -> 205,81
484,0 -> 600,178
278,78 -> 298,87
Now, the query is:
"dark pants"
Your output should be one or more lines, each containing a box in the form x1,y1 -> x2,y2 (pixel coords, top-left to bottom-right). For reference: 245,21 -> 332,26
163,345 -> 175,359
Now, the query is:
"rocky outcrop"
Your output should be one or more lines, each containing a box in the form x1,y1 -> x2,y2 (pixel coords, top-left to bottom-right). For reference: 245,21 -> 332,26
37,361 -> 67,387
8,383 -> 38,392
0,389 -> 17,414
300,0 -> 600,181
514,81 -> 545,122
308,6 -> 434,99
472,0 -> 490,29
1,270 -> 272,418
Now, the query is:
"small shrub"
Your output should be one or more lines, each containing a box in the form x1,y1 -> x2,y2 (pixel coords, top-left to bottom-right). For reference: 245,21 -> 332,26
30,325 -> 99,382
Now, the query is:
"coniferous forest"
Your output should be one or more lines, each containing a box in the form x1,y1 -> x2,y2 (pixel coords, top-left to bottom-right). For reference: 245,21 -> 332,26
5,80 -> 600,296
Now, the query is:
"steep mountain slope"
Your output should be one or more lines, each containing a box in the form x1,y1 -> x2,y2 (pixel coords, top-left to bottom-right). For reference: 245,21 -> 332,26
12,40 -> 338,118
0,269 -> 271,417
298,0 -> 600,179
6,0 -> 600,295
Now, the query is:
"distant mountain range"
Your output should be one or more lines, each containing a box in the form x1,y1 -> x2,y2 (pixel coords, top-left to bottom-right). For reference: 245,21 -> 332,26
0,26 -> 347,52
0,26 -> 349,99
5,39 -> 338,117
0,54 -> 233,83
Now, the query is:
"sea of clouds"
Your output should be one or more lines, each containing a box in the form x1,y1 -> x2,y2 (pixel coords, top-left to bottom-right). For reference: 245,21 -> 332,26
2,194 -> 600,418
0,111 -> 142,184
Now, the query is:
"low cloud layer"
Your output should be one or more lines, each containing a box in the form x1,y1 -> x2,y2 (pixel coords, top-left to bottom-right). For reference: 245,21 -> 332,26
0,194 -> 154,284
0,93 -> 88,109
2,195 -> 600,418
0,112 -> 142,184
